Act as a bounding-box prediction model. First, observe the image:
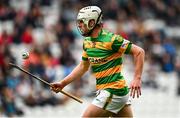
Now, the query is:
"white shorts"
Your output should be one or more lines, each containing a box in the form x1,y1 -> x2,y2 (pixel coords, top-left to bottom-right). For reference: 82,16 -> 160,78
92,89 -> 131,114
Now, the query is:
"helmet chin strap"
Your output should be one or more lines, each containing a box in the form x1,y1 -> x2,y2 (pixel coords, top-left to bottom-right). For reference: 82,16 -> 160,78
82,11 -> 102,37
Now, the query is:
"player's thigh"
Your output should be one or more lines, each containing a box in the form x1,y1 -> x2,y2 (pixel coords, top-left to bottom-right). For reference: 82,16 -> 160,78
82,104 -> 113,117
114,104 -> 133,117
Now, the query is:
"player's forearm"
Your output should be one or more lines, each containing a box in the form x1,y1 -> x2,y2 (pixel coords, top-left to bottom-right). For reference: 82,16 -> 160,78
61,62 -> 89,86
133,47 -> 145,80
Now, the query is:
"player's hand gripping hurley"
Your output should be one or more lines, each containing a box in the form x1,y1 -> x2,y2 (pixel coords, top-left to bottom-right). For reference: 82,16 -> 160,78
9,63 -> 83,103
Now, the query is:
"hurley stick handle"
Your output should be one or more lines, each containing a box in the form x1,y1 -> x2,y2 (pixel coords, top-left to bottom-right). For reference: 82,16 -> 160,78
58,90 -> 83,103
9,63 -> 83,103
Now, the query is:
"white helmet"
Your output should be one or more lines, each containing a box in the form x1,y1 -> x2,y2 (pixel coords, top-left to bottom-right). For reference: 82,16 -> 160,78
77,6 -> 102,35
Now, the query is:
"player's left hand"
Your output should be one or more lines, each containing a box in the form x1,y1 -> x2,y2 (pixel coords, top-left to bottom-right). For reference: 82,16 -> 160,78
129,79 -> 142,98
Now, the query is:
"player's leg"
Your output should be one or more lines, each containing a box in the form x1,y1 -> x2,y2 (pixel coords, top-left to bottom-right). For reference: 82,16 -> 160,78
114,104 -> 133,117
82,104 -> 113,117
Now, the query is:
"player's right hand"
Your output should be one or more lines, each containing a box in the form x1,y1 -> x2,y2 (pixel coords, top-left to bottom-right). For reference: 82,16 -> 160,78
50,82 -> 65,93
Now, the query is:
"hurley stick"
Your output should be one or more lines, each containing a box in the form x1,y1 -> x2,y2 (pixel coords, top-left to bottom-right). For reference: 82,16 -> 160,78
9,63 -> 83,103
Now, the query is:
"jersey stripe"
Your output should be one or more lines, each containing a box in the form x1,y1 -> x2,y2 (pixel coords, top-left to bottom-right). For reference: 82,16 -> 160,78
82,50 -> 88,57
82,50 -> 88,61
96,73 -> 123,85
92,58 -> 122,73
90,53 -> 122,66
87,48 -> 113,57
105,87 -> 129,96
96,79 -> 126,89
93,65 -> 122,79
84,41 -> 113,50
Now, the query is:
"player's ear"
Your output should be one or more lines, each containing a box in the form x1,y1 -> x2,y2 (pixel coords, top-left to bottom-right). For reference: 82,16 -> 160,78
88,19 -> 95,28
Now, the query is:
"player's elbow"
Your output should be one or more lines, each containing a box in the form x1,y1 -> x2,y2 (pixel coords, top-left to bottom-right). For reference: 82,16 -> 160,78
133,47 -> 145,59
138,48 -> 145,59
140,48 -> 145,55
131,44 -> 145,58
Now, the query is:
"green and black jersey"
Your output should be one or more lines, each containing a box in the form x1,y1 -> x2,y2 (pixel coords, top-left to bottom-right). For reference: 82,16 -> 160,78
82,29 -> 132,96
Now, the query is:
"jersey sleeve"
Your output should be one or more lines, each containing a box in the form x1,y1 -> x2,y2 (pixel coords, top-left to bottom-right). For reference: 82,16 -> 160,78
82,42 -> 88,61
111,35 -> 132,54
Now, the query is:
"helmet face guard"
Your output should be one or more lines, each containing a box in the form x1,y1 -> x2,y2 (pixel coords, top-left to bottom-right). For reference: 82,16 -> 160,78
77,6 -> 102,36
76,18 -> 89,36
